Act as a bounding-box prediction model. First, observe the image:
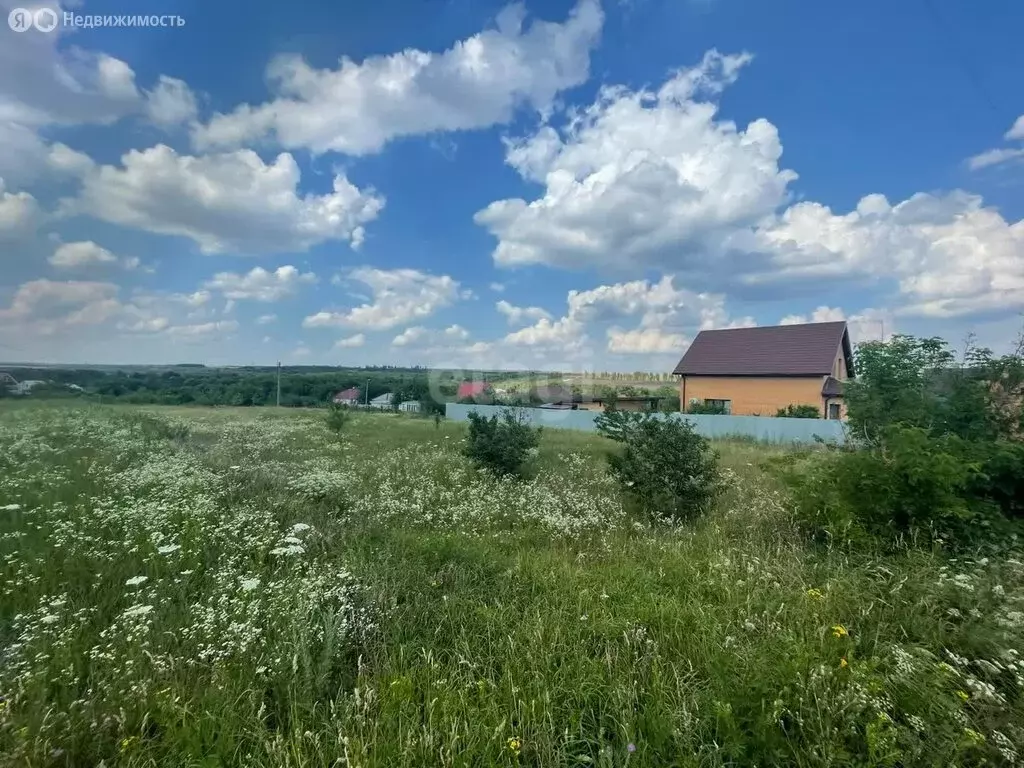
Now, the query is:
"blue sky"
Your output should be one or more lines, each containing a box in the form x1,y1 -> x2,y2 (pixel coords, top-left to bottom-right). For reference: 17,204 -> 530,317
1,0 -> 1022,372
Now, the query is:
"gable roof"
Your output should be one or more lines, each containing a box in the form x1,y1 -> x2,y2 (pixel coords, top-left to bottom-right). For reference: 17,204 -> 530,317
673,321 -> 854,377
333,387 -> 360,401
457,381 -> 488,399
369,392 -> 394,404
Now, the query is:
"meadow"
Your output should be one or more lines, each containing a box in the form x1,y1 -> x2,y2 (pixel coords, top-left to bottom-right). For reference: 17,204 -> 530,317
1,402 -> 1022,767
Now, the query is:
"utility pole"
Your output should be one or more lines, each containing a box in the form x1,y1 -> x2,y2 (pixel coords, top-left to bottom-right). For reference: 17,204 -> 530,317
276,361 -> 281,407
365,378 -> 370,406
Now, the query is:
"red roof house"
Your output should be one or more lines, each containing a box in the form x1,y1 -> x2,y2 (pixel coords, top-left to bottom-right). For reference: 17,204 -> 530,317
457,381 -> 489,400
332,387 -> 361,404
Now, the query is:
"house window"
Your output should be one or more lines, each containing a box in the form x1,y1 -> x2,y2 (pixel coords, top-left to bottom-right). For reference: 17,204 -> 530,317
705,399 -> 732,414
828,402 -> 841,420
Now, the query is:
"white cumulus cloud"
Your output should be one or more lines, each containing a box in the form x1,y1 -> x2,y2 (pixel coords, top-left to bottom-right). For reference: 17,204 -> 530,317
203,266 -> 317,302
303,267 -> 464,331
496,299 -> 551,325
54,144 -> 383,254
193,0 -> 603,155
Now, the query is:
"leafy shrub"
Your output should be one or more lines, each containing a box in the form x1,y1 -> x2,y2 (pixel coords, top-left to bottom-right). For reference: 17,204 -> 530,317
598,413 -> 722,522
325,403 -> 352,434
777,426 -> 993,546
593,408 -> 646,442
462,408 -> 541,478
775,404 -> 821,418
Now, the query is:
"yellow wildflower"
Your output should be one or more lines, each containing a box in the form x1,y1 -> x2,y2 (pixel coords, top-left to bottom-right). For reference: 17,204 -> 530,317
956,690 -> 969,702
963,728 -> 985,746
507,736 -> 522,756
806,588 -> 824,601
119,736 -> 138,753
831,624 -> 848,638
839,657 -> 848,669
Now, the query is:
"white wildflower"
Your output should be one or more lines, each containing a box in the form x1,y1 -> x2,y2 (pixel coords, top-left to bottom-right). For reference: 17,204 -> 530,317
240,578 -> 260,592
123,604 -> 154,618
1,503 -> 21,511
125,575 -> 148,587
269,544 -> 304,556
157,544 -> 181,555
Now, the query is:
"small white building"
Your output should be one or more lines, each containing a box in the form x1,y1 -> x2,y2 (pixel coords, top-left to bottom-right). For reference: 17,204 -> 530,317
10,380 -> 45,395
397,400 -> 421,413
369,392 -> 395,409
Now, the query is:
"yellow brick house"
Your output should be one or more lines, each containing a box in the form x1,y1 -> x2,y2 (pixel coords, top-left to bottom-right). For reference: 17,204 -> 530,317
671,321 -> 854,419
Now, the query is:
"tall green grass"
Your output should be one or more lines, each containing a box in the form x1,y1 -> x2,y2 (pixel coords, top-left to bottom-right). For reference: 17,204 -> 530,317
1,403 -> 1021,766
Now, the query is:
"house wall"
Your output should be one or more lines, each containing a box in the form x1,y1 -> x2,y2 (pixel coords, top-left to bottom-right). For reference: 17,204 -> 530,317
679,376 -> 826,416
832,347 -> 848,380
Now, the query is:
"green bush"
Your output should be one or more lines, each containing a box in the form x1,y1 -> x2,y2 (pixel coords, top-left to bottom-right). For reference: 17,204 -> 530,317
777,425 -> 993,546
325,402 -> 352,434
598,414 -> 722,522
462,408 -> 541,478
775,404 -> 821,418
593,408 -> 646,442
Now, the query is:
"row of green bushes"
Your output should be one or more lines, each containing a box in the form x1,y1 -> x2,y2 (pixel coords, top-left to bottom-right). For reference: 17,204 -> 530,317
777,333 -> 1024,547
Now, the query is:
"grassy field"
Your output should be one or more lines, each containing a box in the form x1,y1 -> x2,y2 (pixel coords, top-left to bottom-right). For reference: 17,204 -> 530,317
2,403 -> 1023,766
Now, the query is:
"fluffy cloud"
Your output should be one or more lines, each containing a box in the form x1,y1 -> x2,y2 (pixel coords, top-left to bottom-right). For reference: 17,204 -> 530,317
779,306 -> 893,344
754,192 -> 1024,317
0,180 -> 41,239
501,275 -> 749,357
0,279 -> 121,336
392,324 -> 468,347
203,266 -> 317,302
496,299 -> 551,325
0,0 -> 199,185
333,333 -> 365,349
193,0 -> 602,155
303,267 -> 464,330
967,115 -> 1024,170
256,314 -> 278,325
166,320 -> 239,338
475,50 -> 794,273
48,241 -> 118,268
54,144 -> 383,254
145,76 -> 199,128
606,327 -> 688,354
476,51 -> 1024,320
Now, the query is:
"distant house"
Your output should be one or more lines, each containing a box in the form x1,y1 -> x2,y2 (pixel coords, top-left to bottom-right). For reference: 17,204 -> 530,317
332,387 -> 361,405
397,400 -> 421,413
10,380 -> 46,396
369,392 -> 395,409
457,381 -> 489,400
672,321 -> 854,419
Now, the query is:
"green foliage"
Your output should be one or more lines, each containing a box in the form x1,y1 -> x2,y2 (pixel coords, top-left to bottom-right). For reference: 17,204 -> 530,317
783,329 -> 1024,547
775,404 -> 821,419
5,404 -> 1024,766
325,402 -> 352,434
845,335 -> 955,439
594,407 -> 646,442
686,400 -> 727,415
462,408 -> 541,478
778,426 -> 989,545
599,413 -> 722,522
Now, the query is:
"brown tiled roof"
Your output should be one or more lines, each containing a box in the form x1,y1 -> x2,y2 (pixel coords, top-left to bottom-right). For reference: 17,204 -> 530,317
822,376 -> 845,397
672,321 -> 853,377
